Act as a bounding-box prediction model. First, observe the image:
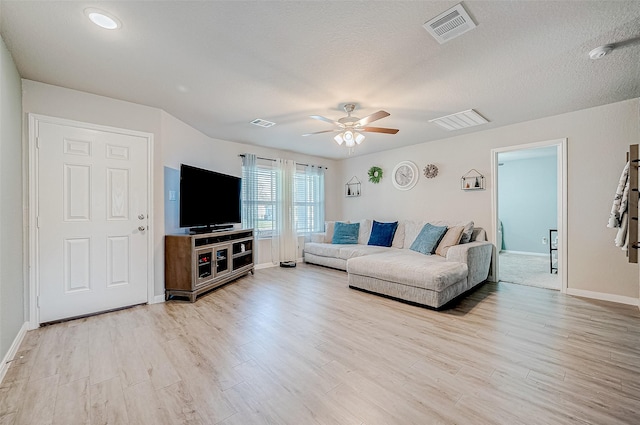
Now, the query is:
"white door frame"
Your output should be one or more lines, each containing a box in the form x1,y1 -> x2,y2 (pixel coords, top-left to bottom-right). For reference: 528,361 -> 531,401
28,114 -> 154,329
490,138 -> 568,293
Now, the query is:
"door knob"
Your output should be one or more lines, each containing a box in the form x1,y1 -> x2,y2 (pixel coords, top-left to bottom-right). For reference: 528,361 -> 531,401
138,226 -> 146,231
138,214 -> 145,220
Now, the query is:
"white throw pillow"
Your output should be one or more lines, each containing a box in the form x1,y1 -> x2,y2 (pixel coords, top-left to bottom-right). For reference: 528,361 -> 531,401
324,221 -> 335,243
391,221 -> 406,248
402,220 -> 426,249
357,219 -> 372,244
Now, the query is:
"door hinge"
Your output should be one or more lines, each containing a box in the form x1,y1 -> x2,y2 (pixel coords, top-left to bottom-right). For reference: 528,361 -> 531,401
36,137 -> 40,149
36,295 -> 40,308
36,216 -> 40,228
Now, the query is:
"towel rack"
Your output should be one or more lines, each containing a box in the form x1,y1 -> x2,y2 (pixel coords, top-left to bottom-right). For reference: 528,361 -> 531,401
629,144 -> 638,263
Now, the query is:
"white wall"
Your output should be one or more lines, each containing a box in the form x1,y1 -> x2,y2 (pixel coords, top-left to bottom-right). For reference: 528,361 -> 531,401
0,36 -> 24,361
498,154 -> 557,254
21,81 -> 339,303
339,98 -> 640,300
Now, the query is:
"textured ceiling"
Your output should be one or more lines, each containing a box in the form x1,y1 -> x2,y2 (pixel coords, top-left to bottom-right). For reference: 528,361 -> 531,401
1,1 -> 639,159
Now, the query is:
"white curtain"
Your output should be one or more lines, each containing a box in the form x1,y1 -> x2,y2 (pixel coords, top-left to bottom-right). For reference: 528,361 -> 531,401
303,165 -> 325,241
271,159 -> 297,264
241,153 -> 259,258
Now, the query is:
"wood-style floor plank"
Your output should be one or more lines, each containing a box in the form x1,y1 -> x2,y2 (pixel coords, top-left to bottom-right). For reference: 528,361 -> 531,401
89,377 -> 129,425
2,264 -> 640,425
52,377 -> 90,425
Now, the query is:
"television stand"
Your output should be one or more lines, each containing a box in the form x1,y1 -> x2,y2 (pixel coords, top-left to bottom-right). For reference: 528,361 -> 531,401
165,228 -> 254,302
189,224 -> 234,234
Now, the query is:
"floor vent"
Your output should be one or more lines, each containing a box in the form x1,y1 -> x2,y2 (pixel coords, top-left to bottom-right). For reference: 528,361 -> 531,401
423,3 -> 476,44
429,109 -> 488,131
250,118 -> 275,128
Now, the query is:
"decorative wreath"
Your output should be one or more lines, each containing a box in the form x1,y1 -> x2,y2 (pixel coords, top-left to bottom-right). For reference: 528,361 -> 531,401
368,166 -> 383,184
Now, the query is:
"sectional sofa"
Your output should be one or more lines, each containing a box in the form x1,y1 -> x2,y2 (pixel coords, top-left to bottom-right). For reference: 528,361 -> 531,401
304,219 -> 493,309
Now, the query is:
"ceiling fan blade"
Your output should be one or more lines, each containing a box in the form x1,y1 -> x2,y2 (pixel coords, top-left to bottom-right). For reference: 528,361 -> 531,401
309,115 -> 341,126
355,110 -> 390,126
361,126 -> 399,134
302,129 -> 340,136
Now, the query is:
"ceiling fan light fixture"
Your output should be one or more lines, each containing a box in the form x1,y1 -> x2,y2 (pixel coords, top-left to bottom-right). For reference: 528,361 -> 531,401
305,104 -> 397,152
343,130 -> 354,143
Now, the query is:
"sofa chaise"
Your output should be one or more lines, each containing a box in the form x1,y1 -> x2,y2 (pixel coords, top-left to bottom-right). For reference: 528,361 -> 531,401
304,219 -> 493,309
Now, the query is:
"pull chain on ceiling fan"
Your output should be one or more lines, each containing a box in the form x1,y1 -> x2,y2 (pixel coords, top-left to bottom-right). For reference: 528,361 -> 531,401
302,103 -> 399,153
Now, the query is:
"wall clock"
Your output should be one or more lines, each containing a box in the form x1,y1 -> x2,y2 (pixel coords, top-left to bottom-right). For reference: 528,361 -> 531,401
368,166 -> 383,184
392,161 -> 419,190
423,164 -> 438,178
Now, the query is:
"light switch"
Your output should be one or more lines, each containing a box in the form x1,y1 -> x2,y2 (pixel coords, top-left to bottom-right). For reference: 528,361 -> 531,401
169,190 -> 176,201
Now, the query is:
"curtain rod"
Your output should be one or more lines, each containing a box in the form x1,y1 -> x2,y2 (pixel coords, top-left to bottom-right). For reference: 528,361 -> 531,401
238,154 -> 327,170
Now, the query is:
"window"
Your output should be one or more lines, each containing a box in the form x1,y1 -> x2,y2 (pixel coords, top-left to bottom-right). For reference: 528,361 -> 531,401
294,169 -> 325,236
242,163 -> 324,238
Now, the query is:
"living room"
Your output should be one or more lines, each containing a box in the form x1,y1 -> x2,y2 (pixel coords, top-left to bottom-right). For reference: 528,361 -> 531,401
1,1 -> 640,424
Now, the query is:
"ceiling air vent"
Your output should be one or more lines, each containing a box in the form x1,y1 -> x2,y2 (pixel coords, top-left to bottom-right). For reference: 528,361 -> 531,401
429,109 -> 489,131
423,3 -> 476,44
250,118 -> 275,128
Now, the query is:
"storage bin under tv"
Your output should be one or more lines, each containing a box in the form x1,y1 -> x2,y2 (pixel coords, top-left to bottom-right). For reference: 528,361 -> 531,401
165,228 -> 254,302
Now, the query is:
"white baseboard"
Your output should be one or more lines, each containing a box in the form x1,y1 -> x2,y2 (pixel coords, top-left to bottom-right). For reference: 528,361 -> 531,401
566,288 -> 639,306
255,262 -> 277,270
0,322 -> 29,385
150,295 -> 166,304
501,250 -> 548,257
255,257 -> 304,270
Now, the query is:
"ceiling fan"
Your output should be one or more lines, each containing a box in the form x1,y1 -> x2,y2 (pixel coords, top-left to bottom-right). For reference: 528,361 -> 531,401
302,103 -> 399,148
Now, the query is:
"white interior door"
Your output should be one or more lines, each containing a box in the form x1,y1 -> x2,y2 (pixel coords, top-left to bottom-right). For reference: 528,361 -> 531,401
36,120 -> 149,323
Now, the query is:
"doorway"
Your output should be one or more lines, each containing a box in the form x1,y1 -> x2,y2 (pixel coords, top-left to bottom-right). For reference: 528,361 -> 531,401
491,139 -> 567,292
28,115 -> 154,326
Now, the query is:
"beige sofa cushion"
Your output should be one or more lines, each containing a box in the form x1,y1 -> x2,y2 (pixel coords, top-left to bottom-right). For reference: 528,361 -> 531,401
347,250 -> 468,292
305,242 -> 345,257
435,226 -> 464,257
339,245 -> 391,260
304,242 -> 391,260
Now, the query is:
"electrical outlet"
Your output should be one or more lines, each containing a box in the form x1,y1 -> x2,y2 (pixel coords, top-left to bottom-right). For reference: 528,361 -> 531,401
542,237 -> 548,245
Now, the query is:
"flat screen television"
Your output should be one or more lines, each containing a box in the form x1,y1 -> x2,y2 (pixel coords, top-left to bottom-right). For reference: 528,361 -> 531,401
179,164 -> 241,232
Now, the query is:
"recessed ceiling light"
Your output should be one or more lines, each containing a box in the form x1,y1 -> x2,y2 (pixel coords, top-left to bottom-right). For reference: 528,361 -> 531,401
84,8 -> 121,30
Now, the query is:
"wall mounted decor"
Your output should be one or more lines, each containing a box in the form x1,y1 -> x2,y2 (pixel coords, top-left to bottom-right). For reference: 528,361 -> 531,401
345,176 -> 361,197
461,169 -> 485,190
368,166 -> 383,183
392,161 -> 419,190
423,164 -> 438,178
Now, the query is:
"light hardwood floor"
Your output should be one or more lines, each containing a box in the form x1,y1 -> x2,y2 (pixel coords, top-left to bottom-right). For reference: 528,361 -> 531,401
1,263 -> 639,424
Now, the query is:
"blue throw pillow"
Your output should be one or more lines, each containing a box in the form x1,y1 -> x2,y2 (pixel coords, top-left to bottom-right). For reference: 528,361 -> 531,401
410,223 -> 448,255
368,220 -> 398,247
332,222 -> 360,244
